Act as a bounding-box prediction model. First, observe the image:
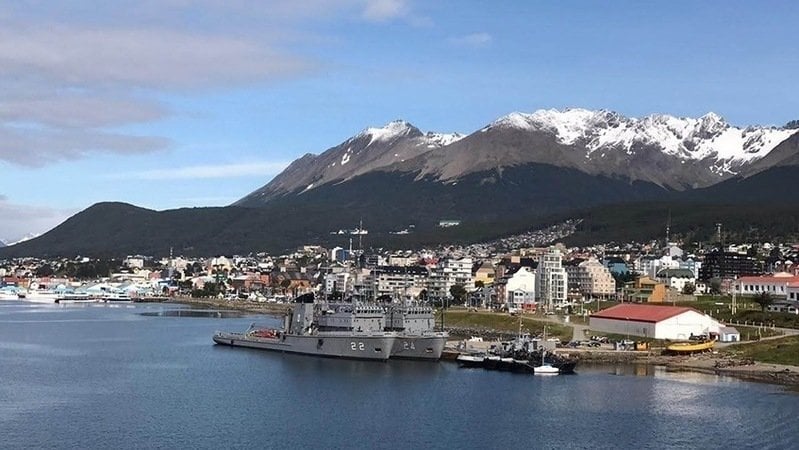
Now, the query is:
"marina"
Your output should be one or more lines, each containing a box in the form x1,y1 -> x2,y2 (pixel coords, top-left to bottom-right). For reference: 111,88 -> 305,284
1,301 -> 797,449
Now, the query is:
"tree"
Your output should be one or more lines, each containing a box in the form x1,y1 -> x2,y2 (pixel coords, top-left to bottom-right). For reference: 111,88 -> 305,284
449,284 -> 467,305
35,264 -> 54,277
753,291 -> 774,312
682,282 -> 696,295
612,271 -> 637,289
280,278 -> 292,294
709,278 -> 722,295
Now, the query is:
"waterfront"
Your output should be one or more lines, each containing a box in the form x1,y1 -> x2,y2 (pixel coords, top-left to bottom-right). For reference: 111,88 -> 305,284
1,301 -> 797,449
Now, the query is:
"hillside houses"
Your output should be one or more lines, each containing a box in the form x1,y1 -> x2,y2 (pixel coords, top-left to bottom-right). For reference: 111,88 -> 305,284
3,235 -> 799,312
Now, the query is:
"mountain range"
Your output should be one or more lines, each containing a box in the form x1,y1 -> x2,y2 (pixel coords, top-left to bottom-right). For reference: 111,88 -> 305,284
2,108 -> 798,258
237,109 -> 797,204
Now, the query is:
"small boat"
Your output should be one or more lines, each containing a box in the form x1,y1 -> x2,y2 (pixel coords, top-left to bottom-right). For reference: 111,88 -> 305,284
534,326 -> 560,376
456,353 -> 486,368
534,364 -> 559,375
666,340 -> 716,354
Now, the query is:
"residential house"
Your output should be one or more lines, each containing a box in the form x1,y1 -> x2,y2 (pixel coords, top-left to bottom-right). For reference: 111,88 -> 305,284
656,268 -> 696,293
504,266 -> 536,312
621,276 -> 667,303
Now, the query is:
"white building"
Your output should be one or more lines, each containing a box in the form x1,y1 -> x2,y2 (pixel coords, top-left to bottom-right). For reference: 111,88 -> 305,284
124,256 -> 145,270
766,301 -> 799,315
324,272 -> 351,296
718,326 -> 741,343
427,257 -> 473,299
372,265 -> 429,299
504,266 -> 536,311
589,304 -> 721,340
735,273 -> 799,299
536,248 -> 568,310
656,268 -> 696,293
636,255 -> 680,278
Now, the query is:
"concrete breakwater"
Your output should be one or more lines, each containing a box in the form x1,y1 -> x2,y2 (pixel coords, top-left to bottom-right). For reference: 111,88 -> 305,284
171,297 -> 291,316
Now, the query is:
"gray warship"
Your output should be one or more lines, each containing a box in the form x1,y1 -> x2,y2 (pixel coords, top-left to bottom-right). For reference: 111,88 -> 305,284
213,294 -> 396,360
384,304 -> 448,360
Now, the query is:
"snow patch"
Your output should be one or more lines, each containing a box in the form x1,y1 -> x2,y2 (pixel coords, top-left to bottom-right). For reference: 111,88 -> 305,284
486,108 -> 795,171
5,233 -> 40,246
425,132 -> 464,147
362,120 -> 415,147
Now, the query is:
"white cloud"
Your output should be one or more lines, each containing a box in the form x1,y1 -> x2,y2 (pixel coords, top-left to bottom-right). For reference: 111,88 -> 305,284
0,91 -> 167,128
448,32 -> 493,48
361,0 -> 409,22
0,22 -> 313,168
0,197 -> 77,244
0,1 -> 431,170
0,124 -> 168,167
0,25 -> 311,90
113,161 -> 291,180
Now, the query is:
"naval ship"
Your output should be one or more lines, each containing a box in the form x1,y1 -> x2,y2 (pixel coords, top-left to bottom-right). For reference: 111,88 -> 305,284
384,304 -> 448,360
213,294 -> 396,360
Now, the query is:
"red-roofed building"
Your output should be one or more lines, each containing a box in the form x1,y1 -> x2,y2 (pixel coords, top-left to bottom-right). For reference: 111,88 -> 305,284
734,273 -> 799,299
589,303 -> 721,340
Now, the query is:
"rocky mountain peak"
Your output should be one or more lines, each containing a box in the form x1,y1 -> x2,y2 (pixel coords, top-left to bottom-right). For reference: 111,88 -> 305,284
236,108 -> 799,206
694,112 -> 728,139
357,120 -> 423,146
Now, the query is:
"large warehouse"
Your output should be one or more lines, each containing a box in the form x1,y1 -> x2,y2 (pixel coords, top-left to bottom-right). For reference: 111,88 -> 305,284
589,304 -> 721,341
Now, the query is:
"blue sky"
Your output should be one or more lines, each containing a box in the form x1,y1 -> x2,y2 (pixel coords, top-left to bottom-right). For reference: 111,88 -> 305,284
1,0 -> 797,242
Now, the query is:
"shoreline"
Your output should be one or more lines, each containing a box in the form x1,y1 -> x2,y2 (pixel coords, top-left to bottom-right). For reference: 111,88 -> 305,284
452,341 -> 799,388
166,296 -> 291,316
560,349 -> 799,388
169,298 -> 799,388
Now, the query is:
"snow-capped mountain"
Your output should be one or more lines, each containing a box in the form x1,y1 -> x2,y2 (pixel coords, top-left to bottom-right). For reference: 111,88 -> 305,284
2,233 -> 40,247
236,120 -> 463,202
483,108 -> 794,176
236,109 -> 798,205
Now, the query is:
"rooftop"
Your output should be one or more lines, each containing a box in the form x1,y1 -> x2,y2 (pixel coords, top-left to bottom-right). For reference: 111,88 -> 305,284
590,303 -> 696,323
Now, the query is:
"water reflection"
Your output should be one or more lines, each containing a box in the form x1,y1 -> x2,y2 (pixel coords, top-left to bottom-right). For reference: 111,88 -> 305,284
604,363 -> 657,377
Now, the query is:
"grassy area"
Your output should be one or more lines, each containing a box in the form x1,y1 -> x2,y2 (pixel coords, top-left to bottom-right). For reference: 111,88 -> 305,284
722,335 -> 799,366
551,299 -> 620,325
733,325 -> 784,340
437,309 -> 572,342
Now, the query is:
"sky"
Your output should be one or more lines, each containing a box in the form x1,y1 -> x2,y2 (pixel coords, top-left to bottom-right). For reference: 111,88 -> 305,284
1,0 -> 798,243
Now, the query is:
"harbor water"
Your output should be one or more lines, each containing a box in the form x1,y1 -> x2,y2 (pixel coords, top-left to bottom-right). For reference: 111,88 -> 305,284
1,301 -> 796,449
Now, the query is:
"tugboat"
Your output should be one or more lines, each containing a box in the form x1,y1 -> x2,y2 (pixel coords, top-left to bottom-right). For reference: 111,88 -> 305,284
213,294 -> 396,361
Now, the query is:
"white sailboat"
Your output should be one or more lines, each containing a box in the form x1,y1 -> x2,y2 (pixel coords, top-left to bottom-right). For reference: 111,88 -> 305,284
534,326 -> 559,376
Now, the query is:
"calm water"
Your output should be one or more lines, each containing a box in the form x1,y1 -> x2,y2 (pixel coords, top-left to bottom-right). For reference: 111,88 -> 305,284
1,301 -> 796,449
